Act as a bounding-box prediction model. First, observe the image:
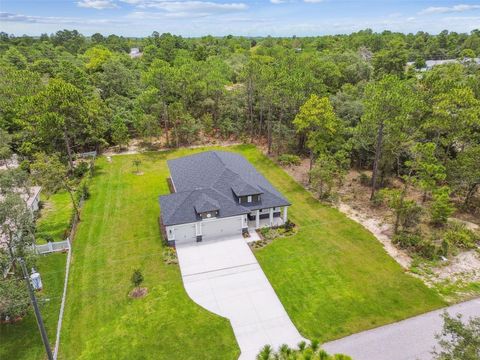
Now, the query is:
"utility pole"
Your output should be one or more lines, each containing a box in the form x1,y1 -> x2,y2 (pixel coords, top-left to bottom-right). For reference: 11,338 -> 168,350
19,258 -> 54,360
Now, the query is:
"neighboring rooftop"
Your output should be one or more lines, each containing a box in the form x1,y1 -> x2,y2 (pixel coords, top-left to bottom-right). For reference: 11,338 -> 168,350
159,151 -> 290,226
407,58 -> 480,71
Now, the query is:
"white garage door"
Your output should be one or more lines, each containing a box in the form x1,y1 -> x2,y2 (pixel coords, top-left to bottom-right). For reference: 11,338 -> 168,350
202,216 -> 243,241
174,223 -> 196,244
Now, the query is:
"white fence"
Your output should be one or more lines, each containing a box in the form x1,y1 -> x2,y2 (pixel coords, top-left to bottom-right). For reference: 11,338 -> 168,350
35,239 -> 70,254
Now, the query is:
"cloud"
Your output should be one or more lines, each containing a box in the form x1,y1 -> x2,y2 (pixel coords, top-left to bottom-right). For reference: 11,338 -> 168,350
146,1 -> 247,12
77,0 -> 117,9
303,0 -> 323,3
419,4 -> 480,15
124,0 -> 247,18
0,12 -> 118,25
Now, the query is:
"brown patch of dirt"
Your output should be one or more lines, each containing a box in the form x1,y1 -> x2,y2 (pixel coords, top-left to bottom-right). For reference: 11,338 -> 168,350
129,287 -> 148,299
282,158 -> 311,187
103,136 -> 243,156
432,250 -> 480,283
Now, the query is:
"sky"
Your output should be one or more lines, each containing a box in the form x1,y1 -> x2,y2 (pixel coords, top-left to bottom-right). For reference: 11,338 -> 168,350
1,0 -> 480,37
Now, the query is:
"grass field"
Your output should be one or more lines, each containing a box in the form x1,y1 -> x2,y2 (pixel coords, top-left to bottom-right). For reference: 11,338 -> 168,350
36,192 -> 72,244
60,149 -> 239,360
240,147 -> 446,340
0,252 -> 67,360
48,145 -> 442,359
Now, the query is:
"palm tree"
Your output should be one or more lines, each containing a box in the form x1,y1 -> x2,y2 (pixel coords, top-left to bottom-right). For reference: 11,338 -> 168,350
256,345 -> 273,360
256,341 -> 352,360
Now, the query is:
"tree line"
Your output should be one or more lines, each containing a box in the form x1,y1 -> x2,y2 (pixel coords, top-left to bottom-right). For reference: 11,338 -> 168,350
0,28 -> 479,261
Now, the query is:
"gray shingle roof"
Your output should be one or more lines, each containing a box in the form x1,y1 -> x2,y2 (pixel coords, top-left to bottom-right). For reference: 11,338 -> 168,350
159,151 -> 290,226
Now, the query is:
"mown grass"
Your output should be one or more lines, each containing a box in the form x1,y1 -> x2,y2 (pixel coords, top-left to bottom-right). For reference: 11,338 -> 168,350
36,192 -> 72,244
53,144 -> 444,359
0,253 -> 67,360
239,146 -> 446,341
60,149 -> 239,360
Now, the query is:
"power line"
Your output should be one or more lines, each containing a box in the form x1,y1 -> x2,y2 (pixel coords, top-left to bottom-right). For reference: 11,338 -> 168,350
19,258 -> 54,360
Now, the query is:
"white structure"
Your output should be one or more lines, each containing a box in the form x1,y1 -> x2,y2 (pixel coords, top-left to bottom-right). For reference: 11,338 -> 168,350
129,47 -> 142,58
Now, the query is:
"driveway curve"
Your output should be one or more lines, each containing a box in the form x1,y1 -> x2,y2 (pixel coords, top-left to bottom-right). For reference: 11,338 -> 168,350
176,236 -> 305,359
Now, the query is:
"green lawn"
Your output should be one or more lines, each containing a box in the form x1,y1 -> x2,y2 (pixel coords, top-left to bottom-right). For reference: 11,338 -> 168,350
36,192 -> 72,244
0,252 -> 67,360
240,146 -> 446,340
60,149 -> 239,360
57,144 -> 444,359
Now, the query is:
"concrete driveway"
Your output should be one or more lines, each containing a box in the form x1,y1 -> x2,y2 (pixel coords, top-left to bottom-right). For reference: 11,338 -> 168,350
176,236 -> 305,359
323,298 -> 480,360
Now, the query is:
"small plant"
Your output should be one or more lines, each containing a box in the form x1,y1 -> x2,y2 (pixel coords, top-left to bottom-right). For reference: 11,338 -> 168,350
429,186 -> 455,226
284,220 -> 295,232
370,191 -> 384,207
358,172 -> 370,187
73,161 -> 89,179
132,158 -> 141,174
443,223 -> 479,249
277,154 -> 301,166
163,247 -> 178,265
131,269 -> 144,288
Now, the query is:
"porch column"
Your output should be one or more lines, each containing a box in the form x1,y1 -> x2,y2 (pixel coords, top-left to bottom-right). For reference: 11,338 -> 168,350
195,222 -> 202,242
283,206 -> 288,223
269,208 -> 273,226
255,210 -> 260,229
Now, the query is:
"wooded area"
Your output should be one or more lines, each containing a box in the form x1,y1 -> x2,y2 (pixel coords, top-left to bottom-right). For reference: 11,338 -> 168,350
1,28 -> 479,318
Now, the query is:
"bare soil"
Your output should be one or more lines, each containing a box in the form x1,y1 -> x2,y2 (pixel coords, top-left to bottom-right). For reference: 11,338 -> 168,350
129,287 -> 148,299
103,136 -> 243,156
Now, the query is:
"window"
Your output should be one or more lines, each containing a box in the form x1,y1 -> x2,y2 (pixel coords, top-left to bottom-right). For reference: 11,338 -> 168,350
247,195 -> 252,202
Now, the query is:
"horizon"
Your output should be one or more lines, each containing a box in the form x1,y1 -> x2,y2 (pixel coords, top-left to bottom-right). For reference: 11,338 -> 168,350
1,0 -> 480,37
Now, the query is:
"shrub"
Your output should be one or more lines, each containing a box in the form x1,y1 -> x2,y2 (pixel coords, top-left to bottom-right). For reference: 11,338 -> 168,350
73,161 -> 89,179
393,232 -> 422,249
131,269 -> 144,288
417,240 -> 437,260
443,223 -> 479,249
277,154 -> 301,167
359,172 -> 370,187
370,191 -> 384,207
430,186 -> 455,226
77,180 -> 90,201
284,220 -> 295,232
0,279 -> 30,321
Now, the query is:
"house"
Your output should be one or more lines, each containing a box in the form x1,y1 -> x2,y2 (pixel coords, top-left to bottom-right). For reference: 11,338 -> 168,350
0,186 -> 41,250
159,151 -> 290,245
129,47 -> 142,58
407,58 -> 480,71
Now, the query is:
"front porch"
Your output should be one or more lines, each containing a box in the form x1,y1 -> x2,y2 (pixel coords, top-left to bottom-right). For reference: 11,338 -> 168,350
248,216 -> 284,230
247,206 -> 288,230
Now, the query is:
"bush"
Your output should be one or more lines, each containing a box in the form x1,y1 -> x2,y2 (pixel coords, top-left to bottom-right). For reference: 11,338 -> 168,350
443,223 -> 479,249
0,278 -> 30,321
73,161 -> 90,179
393,232 -> 422,249
277,154 -> 301,166
370,191 -> 384,207
417,240 -> 437,260
359,172 -> 370,186
131,269 -> 144,288
284,219 -> 295,232
430,187 -> 455,226
393,232 -> 438,259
